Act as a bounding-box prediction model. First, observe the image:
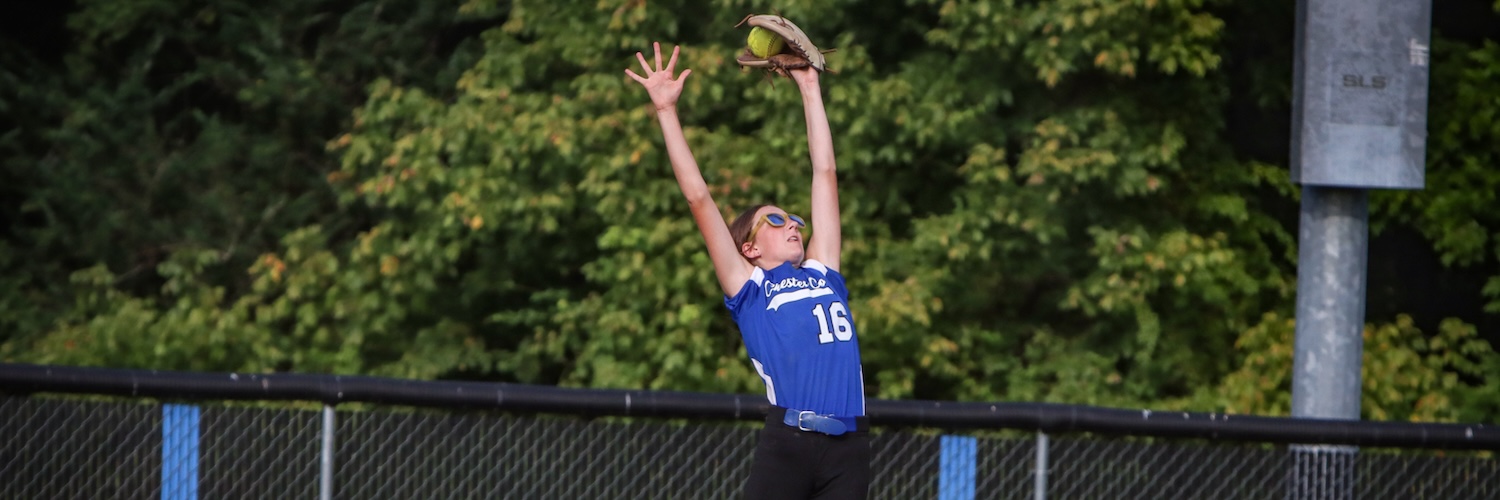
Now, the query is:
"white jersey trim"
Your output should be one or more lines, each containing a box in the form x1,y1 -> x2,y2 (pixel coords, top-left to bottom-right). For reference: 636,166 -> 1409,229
766,287 -> 834,311
752,358 -> 776,405
802,259 -> 828,274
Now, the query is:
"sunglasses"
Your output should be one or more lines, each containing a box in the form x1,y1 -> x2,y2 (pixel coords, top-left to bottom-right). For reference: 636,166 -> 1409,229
747,213 -> 807,243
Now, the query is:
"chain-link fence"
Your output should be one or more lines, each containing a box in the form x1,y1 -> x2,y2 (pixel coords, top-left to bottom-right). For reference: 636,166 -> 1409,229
3,395 -> 1496,499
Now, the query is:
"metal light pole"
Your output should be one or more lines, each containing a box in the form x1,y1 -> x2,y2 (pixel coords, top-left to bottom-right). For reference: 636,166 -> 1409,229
1289,0 -> 1430,497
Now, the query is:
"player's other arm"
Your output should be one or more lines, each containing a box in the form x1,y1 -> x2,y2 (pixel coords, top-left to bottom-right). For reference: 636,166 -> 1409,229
627,43 -> 752,296
792,68 -> 841,272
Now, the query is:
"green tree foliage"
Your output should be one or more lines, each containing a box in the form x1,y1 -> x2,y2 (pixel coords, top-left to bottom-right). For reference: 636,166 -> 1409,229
1378,37 -> 1500,309
1188,4 -> 1500,420
4,0 -> 1498,420
1200,313 -> 1496,422
0,0 -> 493,373
302,0 -> 1292,400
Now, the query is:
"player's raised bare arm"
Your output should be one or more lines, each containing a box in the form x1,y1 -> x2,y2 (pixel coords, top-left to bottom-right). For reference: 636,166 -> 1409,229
625,42 -> 752,298
789,68 -> 841,273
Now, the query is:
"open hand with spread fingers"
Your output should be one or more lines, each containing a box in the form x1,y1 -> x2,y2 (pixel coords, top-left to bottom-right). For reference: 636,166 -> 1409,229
625,42 -> 693,111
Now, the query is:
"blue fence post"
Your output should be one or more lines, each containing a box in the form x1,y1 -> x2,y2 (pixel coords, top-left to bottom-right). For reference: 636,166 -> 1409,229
161,404 -> 200,500
939,435 -> 977,500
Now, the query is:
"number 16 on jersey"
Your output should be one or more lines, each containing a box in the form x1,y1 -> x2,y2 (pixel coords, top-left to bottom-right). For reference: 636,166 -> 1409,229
811,302 -> 853,344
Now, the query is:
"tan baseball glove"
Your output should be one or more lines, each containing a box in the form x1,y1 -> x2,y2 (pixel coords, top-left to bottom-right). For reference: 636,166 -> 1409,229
735,14 -> 834,77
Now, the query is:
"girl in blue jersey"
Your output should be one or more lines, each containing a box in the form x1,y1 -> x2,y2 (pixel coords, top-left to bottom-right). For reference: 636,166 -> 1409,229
627,42 -> 871,499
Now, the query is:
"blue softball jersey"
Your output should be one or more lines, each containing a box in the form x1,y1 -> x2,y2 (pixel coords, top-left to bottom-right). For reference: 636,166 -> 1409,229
725,259 -> 866,417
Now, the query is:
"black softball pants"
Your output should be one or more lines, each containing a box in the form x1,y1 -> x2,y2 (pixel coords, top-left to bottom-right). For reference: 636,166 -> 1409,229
743,407 -> 872,500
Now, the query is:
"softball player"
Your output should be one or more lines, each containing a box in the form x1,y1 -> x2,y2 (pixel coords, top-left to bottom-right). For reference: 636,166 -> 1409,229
627,42 -> 871,499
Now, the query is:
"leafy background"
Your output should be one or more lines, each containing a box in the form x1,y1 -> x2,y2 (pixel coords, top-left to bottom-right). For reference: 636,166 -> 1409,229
2,0 -> 1498,423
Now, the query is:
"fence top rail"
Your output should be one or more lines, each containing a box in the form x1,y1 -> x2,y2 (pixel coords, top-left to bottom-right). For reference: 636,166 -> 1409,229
1,363 -> 1494,450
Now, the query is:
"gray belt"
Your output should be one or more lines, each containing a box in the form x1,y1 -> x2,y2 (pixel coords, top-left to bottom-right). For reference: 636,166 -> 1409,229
782,409 -> 859,436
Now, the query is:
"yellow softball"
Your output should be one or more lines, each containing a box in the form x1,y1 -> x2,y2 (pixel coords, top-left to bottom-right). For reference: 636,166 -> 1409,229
747,26 -> 786,58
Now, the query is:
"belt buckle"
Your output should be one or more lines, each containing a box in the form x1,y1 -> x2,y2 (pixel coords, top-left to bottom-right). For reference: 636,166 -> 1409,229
796,410 -> 818,432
